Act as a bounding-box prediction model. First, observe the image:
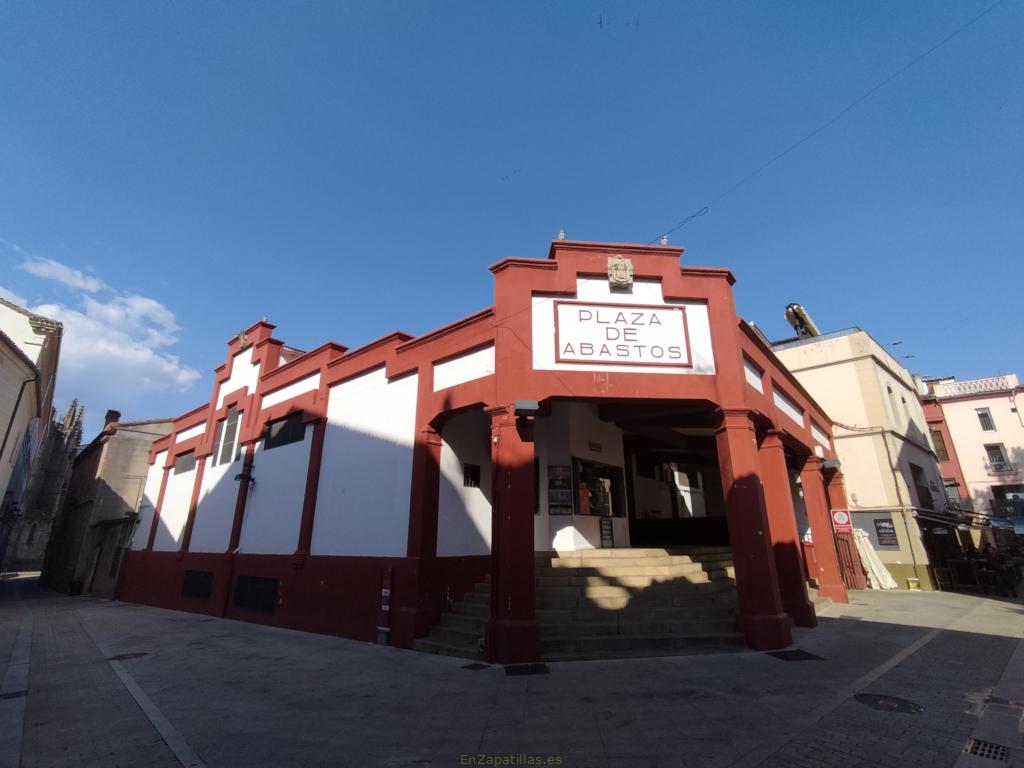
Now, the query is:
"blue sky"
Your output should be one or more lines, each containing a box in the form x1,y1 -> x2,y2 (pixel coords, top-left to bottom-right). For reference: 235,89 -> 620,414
1,1 -> 1021,438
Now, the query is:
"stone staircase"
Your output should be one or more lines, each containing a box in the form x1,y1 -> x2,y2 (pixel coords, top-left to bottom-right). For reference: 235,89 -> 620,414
414,547 -> 743,661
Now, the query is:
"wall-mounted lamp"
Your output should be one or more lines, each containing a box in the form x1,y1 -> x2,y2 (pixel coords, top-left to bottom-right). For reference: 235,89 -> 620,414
514,400 -> 540,417
234,472 -> 256,487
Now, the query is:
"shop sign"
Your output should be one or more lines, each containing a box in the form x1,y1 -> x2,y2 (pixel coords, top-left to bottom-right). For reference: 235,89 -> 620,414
554,301 -> 690,367
874,518 -> 898,546
831,508 -> 853,533
547,465 -> 573,515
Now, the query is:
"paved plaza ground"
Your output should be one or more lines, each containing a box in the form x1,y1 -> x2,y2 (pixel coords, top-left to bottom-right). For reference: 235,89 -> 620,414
1,575 -> 1022,768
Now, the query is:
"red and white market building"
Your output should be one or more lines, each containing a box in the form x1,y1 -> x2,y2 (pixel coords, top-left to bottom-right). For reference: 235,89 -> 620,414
121,239 -> 852,662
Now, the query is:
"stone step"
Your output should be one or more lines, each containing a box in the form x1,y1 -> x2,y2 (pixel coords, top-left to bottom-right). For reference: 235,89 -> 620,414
539,618 -> 736,638
440,613 -> 487,632
451,601 -> 489,618
540,631 -> 746,656
533,571 -> 731,589
414,637 -> 483,661
536,563 -> 732,578
535,604 -> 736,624
426,625 -> 486,647
545,556 -> 733,569
537,591 -> 738,611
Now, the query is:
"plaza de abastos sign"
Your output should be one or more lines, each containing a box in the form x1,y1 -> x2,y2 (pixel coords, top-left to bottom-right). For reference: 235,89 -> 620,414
554,300 -> 691,367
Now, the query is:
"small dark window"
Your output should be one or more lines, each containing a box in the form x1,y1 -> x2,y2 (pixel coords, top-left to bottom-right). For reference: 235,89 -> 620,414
215,406 -> 242,466
182,570 -> 214,600
976,408 -> 996,431
264,413 -> 304,450
234,575 -> 278,612
173,451 -> 197,474
930,430 -> 949,462
463,463 -> 481,488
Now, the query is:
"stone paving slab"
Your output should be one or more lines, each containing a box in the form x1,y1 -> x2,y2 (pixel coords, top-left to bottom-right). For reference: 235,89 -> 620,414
1,576 -> 1022,768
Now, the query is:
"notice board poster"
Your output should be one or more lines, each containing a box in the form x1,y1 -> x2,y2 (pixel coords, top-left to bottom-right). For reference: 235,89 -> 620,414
548,465 -> 573,515
874,518 -> 899,547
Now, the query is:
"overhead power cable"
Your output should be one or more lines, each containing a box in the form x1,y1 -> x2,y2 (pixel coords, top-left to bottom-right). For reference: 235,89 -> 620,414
651,0 -> 1006,244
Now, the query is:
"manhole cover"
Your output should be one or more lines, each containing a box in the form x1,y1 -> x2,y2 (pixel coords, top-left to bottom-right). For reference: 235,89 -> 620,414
0,690 -> 26,700
107,652 -> 148,662
504,663 -> 549,676
767,649 -> 823,662
854,693 -> 923,714
462,663 -> 489,671
964,738 -> 1010,762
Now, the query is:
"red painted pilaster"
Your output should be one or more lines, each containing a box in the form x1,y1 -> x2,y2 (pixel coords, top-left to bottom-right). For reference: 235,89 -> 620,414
178,456 -> 208,556
485,404 -> 540,664
145,466 -> 171,551
227,443 -> 256,555
823,468 -> 867,590
758,431 -> 816,628
393,411 -> 445,646
799,458 -> 849,603
714,409 -> 792,650
294,419 -> 327,558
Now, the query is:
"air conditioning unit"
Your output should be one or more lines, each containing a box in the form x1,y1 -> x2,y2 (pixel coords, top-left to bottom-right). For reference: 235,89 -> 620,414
991,461 -> 1008,472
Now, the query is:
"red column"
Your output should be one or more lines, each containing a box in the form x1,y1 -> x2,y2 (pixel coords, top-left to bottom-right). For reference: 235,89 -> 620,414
485,405 -> 540,663
393,422 -> 444,645
714,409 -> 792,650
758,431 -> 816,627
178,455 -> 207,556
145,465 -> 171,551
799,457 -> 849,603
824,469 -> 867,590
294,418 -> 327,559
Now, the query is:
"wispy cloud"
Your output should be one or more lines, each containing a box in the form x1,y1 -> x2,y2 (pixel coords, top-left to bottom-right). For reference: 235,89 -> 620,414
20,256 -> 105,293
2,241 -> 200,428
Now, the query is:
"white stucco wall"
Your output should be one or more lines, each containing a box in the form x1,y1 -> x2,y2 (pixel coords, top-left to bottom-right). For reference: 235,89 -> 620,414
189,453 -> 243,553
237,428 -> 311,555
433,345 -> 495,392
531,278 -> 715,376
130,451 -> 166,550
216,347 -> 261,408
436,410 -> 492,556
261,373 -> 321,408
175,422 -> 206,442
151,464 -> 198,551
311,368 -> 419,556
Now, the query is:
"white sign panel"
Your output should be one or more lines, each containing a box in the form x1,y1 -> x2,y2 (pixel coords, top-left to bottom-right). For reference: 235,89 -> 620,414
554,301 -> 691,367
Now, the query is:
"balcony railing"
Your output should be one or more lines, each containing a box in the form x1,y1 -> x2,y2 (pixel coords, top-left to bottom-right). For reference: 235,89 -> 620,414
990,498 -> 1024,517
933,375 -> 1020,397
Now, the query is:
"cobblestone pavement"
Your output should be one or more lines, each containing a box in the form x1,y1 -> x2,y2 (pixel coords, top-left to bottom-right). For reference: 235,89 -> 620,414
1,574 -> 1021,768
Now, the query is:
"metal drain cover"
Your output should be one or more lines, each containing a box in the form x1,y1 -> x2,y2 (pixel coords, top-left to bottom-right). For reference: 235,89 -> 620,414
504,663 -> 549,676
462,663 -> 489,671
854,693 -> 923,714
964,738 -> 1011,762
107,652 -> 149,661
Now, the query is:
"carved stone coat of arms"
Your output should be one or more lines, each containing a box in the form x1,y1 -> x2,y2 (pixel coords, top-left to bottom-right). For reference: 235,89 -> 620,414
607,255 -> 634,290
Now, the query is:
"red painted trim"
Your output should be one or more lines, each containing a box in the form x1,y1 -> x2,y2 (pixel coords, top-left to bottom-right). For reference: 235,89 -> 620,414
396,308 -> 494,354
546,239 -> 684,260
178,454 -> 207,556
552,300 -> 692,368
145,466 -> 171,551
294,419 -> 327,557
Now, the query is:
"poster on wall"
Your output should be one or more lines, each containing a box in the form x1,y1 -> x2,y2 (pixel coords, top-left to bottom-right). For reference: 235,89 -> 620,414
548,465 -> 573,515
874,519 -> 898,547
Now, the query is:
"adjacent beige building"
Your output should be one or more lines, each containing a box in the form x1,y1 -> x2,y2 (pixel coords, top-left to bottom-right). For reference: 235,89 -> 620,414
773,328 -> 961,589
42,411 -> 172,597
